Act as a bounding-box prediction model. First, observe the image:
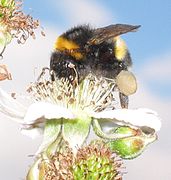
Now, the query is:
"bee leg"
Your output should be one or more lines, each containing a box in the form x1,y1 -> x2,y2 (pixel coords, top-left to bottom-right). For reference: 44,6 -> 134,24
119,92 -> 129,109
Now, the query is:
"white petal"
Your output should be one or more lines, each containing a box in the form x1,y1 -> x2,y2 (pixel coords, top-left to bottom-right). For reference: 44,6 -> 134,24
0,88 -> 26,122
93,108 -> 161,131
21,127 -> 44,139
24,102 -> 75,124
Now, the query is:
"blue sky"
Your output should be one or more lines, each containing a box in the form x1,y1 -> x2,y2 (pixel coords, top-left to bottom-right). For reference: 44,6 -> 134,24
23,0 -> 171,99
23,0 -> 171,59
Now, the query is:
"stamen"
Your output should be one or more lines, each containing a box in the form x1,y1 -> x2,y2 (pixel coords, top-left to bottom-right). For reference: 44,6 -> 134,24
27,68 -> 118,113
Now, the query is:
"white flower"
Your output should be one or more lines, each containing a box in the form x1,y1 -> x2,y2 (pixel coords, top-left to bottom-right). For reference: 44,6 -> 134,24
0,71 -> 161,153
93,108 -> 161,132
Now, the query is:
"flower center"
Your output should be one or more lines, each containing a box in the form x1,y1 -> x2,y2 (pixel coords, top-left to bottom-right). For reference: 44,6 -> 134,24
27,68 -> 118,114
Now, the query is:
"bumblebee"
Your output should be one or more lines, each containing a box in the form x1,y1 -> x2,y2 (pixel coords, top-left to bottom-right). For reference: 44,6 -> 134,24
50,24 -> 140,108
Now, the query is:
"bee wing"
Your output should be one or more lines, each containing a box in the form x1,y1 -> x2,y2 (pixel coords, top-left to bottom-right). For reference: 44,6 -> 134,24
88,24 -> 141,45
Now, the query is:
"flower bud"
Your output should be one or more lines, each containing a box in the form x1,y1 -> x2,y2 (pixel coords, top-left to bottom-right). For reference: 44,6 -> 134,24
107,126 -> 157,159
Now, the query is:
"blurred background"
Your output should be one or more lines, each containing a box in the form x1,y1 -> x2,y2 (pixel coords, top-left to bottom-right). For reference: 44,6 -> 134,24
0,0 -> 171,179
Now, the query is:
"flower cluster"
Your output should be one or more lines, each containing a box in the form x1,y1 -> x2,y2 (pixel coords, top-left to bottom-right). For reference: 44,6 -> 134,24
0,0 -> 43,56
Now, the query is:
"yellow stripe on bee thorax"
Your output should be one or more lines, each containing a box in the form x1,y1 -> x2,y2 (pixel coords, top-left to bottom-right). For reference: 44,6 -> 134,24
114,36 -> 127,61
54,36 -> 83,60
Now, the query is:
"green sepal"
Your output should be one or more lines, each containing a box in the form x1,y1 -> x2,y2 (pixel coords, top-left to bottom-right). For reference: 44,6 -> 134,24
92,119 -> 133,140
26,158 -> 41,180
0,30 -> 7,54
26,154 -> 49,180
63,112 -> 91,153
0,27 -> 12,55
36,119 -> 62,156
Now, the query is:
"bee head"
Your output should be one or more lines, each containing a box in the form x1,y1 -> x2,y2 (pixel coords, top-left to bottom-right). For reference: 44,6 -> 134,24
50,55 -> 78,83
54,25 -> 94,60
